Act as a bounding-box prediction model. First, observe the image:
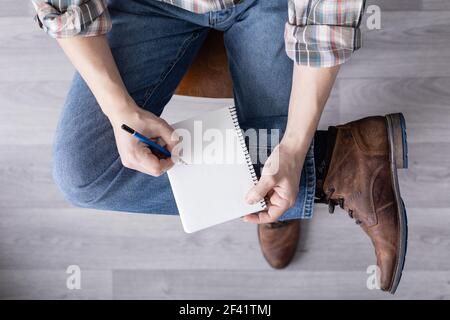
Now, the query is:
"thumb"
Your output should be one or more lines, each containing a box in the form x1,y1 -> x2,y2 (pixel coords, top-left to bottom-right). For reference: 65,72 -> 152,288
246,175 -> 275,205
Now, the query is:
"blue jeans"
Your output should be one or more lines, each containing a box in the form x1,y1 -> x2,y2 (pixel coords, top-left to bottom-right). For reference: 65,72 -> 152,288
53,0 -> 316,220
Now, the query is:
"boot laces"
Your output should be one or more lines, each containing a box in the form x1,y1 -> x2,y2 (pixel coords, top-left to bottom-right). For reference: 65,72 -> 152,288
317,188 -> 362,225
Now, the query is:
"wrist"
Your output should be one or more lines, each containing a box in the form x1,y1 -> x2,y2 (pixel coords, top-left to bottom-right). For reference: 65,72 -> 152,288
91,80 -> 135,118
279,136 -> 309,161
101,95 -> 140,124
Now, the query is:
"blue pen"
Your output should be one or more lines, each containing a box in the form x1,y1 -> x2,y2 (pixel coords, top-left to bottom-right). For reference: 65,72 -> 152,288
121,124 -> 172,158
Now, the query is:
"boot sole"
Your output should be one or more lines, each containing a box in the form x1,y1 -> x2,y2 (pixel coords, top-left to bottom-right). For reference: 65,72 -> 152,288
385,113 -> 408,294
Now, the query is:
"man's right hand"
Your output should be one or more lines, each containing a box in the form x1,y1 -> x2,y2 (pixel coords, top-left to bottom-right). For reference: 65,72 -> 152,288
108,101 -> 179,177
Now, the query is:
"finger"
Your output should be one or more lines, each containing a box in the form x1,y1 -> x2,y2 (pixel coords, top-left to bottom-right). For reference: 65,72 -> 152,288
143,137 -> 170,160
242,213 -> 260,223
267,193 -> 291,218
268,203 -> 290,219
136,147 -> 165,176
157,121 -> 179,151
245,176 -> 275,205
144,148 -> 175,176
269,191 -> 285,207
274,186 -> 298,208
141,147 -> 174,173
159,157 -> 175,172
155,137 -> 166,147
246,194 -> 290,224
243,210 -> 277,224
170,134 -> 185,164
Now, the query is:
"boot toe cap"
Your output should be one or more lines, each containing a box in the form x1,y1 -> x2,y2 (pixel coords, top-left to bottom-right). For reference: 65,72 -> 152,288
258,221 -> 300,270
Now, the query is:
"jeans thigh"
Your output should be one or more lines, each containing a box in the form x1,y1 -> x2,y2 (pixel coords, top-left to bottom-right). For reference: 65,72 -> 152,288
107,0 -> 210,114
224,0 -> 292,124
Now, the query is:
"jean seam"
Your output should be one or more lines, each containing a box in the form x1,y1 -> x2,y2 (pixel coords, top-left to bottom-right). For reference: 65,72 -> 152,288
209,7 -> 236,28
141,31 -> 201,108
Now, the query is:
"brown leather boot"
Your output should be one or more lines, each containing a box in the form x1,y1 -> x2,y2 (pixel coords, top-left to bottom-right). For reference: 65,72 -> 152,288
258,220 -> 300,269
317,113 -> 408,294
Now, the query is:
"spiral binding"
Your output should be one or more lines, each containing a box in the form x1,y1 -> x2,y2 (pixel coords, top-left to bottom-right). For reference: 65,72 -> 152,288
228,106 -> 267,209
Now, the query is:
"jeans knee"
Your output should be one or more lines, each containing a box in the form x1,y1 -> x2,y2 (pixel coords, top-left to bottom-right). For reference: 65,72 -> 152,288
52,145 -> 102,208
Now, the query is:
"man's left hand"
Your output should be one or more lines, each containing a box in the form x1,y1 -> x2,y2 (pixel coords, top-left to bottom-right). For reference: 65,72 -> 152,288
243,143 -> 305,224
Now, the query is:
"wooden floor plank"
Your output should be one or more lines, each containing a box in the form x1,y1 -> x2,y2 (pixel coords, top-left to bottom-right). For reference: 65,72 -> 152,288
338,77 -> 450,143
0,1 -> 35,17
1,207 -> 449,273
422,0 -> 450,10
340,11 -> 450,78
111,269 -> 450,300
370,0 -> 423,11
0,18 -> 74,83
0,81 -> 68,146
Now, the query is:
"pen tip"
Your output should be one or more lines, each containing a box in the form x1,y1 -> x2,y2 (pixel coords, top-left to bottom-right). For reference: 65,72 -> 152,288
121,124 -> 134,134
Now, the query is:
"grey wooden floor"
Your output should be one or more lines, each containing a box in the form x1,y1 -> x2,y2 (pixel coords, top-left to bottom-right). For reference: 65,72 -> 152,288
1,1 -> 450,300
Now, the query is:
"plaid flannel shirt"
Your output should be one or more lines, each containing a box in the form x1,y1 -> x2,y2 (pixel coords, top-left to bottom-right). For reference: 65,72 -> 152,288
31,0 -> 365,67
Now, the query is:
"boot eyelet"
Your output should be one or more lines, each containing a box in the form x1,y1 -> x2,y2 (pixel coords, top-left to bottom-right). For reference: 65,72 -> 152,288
328,203 -> 336,214
348,210 -> 354,219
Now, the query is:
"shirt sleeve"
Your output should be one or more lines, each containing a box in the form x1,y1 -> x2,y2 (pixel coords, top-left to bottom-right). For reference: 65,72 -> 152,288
31,0 -> 111,38
285,0 -> 365,68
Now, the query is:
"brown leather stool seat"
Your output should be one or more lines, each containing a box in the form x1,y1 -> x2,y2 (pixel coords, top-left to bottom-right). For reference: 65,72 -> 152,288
175,30 -> 233,99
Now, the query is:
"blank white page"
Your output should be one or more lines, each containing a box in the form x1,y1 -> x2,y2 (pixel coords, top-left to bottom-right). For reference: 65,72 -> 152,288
167,106 -> 266,233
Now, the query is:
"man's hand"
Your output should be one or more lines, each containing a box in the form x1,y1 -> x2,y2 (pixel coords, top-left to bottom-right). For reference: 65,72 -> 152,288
243,64 -> 340,224
109,102 -> 179,177
57,36 -> 181,177
243,142 -> 306,224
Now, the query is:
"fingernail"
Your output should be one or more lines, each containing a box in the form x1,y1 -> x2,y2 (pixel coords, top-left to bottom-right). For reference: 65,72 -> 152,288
246,197 -> 255,205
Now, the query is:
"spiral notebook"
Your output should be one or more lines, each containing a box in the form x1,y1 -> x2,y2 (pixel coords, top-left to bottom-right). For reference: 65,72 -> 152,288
167,106 -> 266,233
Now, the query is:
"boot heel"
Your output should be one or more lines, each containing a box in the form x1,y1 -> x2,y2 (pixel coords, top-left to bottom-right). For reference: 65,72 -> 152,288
386,113 -> 408,169
385,113 -> 409,294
